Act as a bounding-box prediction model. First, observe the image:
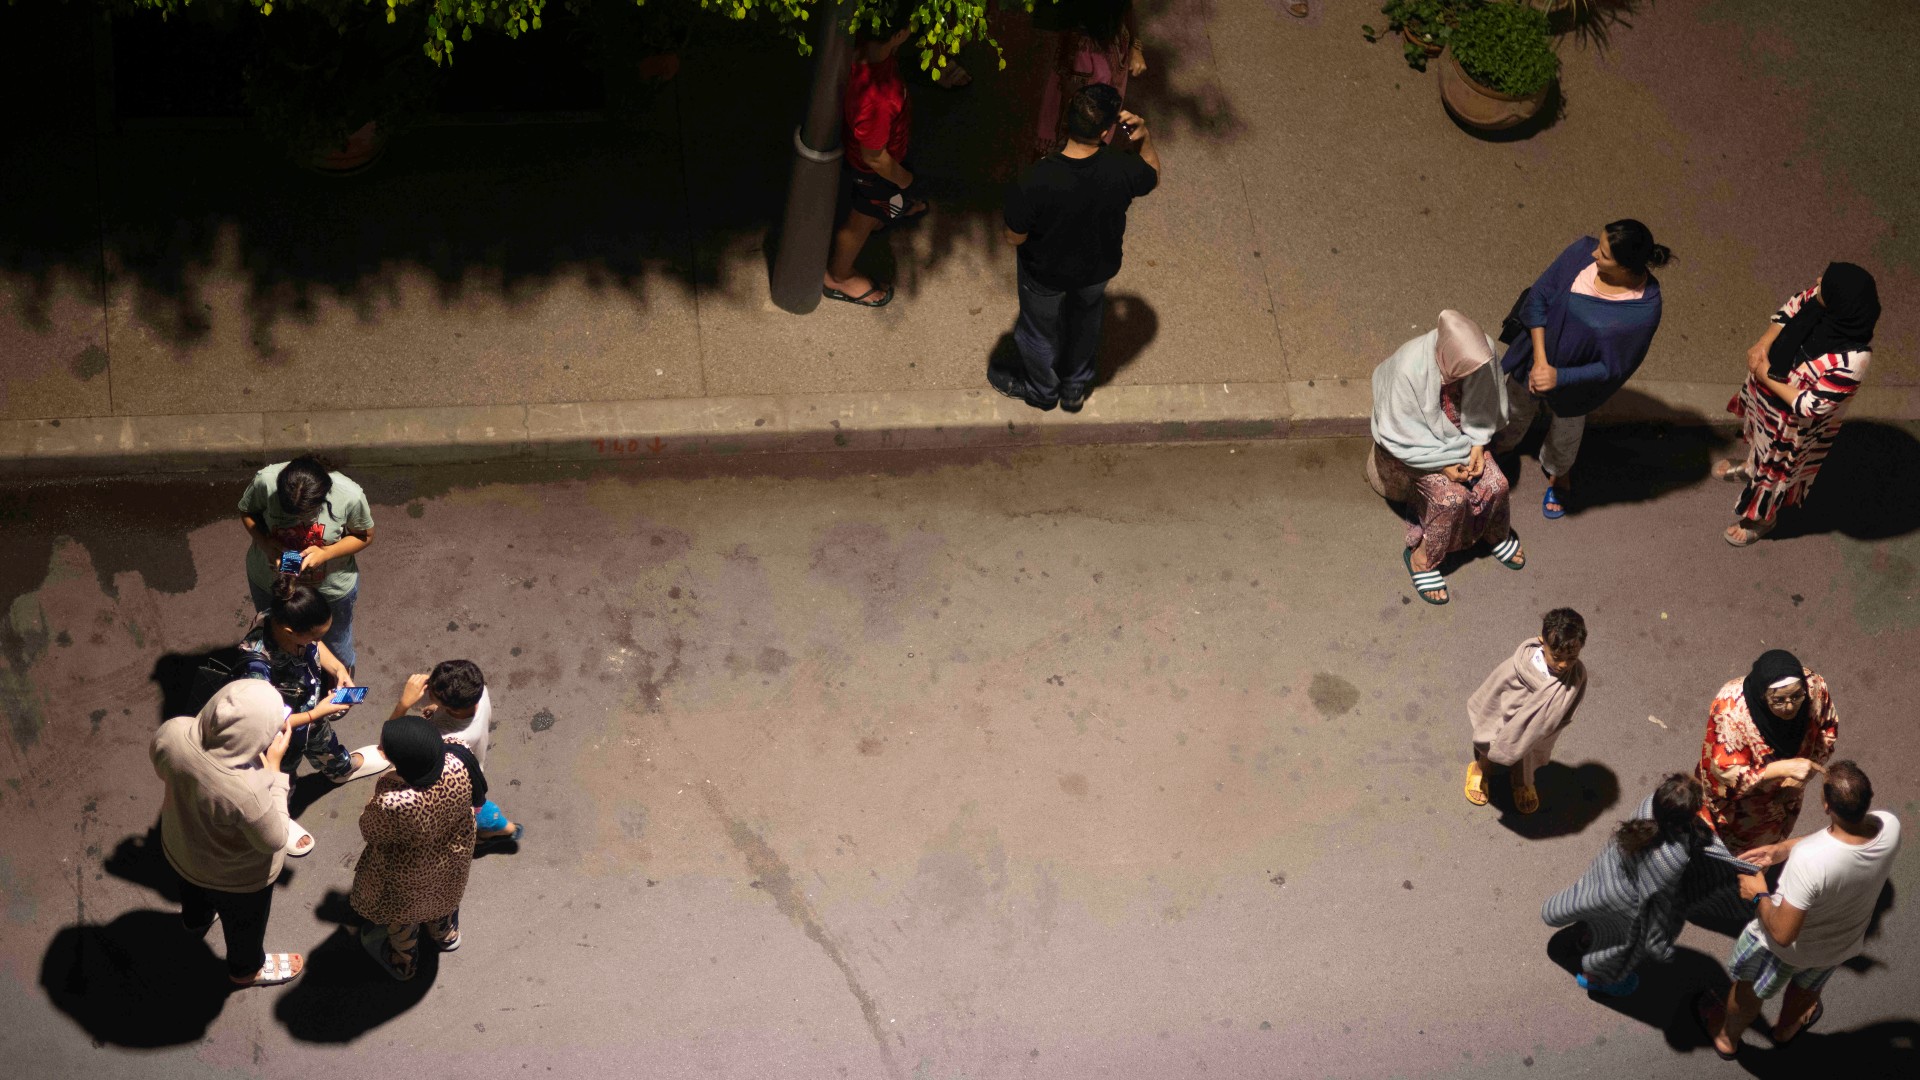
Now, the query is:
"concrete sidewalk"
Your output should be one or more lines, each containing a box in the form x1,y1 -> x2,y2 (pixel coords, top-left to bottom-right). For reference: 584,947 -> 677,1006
2,0 -> 1916,475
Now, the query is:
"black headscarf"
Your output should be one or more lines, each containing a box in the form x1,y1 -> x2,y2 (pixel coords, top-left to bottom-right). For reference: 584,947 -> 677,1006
1767,262 -> 1879,379
382,716 -> 445,790
1742,649 -> 1809,759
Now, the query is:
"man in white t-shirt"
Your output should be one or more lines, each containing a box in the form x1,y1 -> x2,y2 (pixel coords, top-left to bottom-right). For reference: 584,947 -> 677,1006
1698,760 -> 1900,1058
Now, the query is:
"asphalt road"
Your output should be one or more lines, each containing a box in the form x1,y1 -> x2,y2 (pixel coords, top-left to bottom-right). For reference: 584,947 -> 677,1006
1,433 -> 1916,1079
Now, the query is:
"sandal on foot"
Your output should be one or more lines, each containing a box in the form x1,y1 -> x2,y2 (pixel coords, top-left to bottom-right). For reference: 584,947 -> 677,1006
1771,999 -> 1823,1045
427,912 -> 462,953
1541,485 -> 1566,519
1724,520 -> 1773,547
285,822 -> 315,858
1513,784 -> 1541,815
327,751 -> 367,784
1576,971 -> 1640,997
1287,1 -> 1309,15
1712,459 -> 1752,483
1693,990 -> 1740,1060
1464,761 -> 1489,806
475,822 -> 525,857
1492,532 -> 1526,570
360,925 -> 418,982
231,952 -> 302,988
1404,547 -> 1449,605
823,284 -> 893,308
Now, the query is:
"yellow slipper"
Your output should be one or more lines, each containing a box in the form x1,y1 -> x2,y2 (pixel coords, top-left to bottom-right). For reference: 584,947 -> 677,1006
1464,761 -> 1489,806
1514,784 -> 1541,814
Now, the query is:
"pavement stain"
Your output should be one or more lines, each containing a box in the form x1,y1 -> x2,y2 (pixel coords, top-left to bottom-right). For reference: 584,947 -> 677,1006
1307,673 -> 1361,719
700,784 -> 904,1080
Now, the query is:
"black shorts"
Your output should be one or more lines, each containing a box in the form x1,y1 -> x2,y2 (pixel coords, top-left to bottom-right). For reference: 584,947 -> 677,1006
841,162 -> 917,226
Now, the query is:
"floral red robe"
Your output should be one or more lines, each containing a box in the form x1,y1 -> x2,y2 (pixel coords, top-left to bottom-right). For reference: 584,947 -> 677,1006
1694,673 -> 1838,853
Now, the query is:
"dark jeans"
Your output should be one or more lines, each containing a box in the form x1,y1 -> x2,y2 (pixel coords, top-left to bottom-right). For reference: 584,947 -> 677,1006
280,715 -> 354,780
1012,267 -> 1109,404
179,877 -> 274,980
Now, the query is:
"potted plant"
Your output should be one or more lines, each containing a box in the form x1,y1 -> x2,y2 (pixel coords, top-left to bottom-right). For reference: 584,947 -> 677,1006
1438,1 -> 1557,131
1363,0 -> 1477,72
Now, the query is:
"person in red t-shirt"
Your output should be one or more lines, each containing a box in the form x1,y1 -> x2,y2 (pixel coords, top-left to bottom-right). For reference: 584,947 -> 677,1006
823,15 -> 927,308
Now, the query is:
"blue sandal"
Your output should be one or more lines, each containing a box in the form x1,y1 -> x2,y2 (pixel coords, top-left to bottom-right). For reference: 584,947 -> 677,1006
1404,547 -> 1449,605
1541,485 -> 1565,519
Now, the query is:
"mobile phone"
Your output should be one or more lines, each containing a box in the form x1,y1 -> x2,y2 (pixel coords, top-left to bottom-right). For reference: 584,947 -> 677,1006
279,550 -> 303,574
329,686 -> 368,705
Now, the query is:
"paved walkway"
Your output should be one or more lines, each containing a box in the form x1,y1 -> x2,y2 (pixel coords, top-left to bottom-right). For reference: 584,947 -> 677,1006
2,0 -> 1916,474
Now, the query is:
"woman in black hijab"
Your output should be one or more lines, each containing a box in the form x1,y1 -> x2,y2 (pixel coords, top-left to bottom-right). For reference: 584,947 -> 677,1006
1716,263 -> 1880,545
1695,649 -> 1839,856
350,716 -> 486,980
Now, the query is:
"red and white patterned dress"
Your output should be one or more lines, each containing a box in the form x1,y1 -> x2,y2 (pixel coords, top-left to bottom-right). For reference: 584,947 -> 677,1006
1694,673 -> 1839,853
1728,286 -> 1873,522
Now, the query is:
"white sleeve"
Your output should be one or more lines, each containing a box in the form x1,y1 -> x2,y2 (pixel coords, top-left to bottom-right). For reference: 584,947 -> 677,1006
1775,846 -> 1822,911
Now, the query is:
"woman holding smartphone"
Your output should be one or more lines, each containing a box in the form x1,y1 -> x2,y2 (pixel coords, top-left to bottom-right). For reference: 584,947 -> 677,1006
240,586 -> 365,790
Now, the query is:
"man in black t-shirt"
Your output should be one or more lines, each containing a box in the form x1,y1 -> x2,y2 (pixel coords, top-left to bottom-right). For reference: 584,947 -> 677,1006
997,83 -> 1161,412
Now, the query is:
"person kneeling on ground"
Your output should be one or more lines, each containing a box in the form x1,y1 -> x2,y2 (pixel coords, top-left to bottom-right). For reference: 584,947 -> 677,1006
390,660 -> 523,854
1367,310 -> 1522,605
1465,608 -> 1587,814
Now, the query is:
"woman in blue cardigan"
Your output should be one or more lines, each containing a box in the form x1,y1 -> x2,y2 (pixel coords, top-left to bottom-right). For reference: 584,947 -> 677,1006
1496,221 -> 1671,517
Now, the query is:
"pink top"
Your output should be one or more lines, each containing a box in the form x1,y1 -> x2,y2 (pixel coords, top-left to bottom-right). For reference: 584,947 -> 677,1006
1571,263 -> 1645,301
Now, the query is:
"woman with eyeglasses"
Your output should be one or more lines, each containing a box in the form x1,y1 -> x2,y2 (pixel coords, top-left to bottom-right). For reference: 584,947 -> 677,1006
1694,650 -> 1839,856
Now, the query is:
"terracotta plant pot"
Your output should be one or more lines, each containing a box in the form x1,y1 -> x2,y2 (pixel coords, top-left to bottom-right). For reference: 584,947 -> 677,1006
1437,48 -> 1549,132
636,53 -> 681,83
1402,23 -> 1444,57
310,121 -> 387,175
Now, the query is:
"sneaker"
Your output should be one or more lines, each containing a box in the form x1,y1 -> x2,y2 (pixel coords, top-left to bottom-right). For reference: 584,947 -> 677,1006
987,368 -> 1057,411
1060,388 -> 1087,413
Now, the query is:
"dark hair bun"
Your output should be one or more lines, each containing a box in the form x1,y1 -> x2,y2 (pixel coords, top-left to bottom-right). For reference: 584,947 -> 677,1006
1645,243 -> 1674,270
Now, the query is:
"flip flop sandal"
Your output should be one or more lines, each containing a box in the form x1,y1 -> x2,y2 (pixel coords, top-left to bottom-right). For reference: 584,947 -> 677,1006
233,952 -> 302,988
1693,989 -> 1740,1060
342,744 -> 391,781
1404,547 -> 1449,605
285,822 -> 315,858
1541,486 -> 1566,519
1771,999 -> 1823,1045
1463,762 -> 1489,806
823,284 -> 893,308
1513,784 -> 1541,815
1712,459 -> 1752,483
1576,971 -> 1640,996
1724,521 -> 1773,547
1287,1 -> 1309,15
427,912 -> 462,953
360,925 -> 418,982
1492,532 -> 1525,570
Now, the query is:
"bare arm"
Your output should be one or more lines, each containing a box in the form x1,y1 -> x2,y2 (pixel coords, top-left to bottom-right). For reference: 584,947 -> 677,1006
1119,111 -> 1161,176
303,527 -> 372,573
858,146 -> 914,190
241,514 -> 279,555
1740,873 -> 1808,946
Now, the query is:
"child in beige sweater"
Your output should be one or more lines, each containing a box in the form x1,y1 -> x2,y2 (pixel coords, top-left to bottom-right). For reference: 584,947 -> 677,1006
1466,608 -> 1588,814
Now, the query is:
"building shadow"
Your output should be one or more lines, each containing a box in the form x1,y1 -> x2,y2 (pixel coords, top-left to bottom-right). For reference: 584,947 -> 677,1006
39,909 -> 233,1047
1766,422 -> 1920,542
1489,760 -> 1618,839
274,889 -> 437,1042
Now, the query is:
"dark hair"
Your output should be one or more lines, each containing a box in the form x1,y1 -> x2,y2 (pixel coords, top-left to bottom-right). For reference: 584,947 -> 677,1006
1073,0 -> 1132,48
1065,83 -> 1123,143
854,2 -> 909,44
1603,219 -> 1673,274
270,585 -> 332,633
429,659 -> 487,711
1541,607 -> 1587,654
1615,773 -> 1702,857
276,455 -> 333,519
1823,760 -> 1873,823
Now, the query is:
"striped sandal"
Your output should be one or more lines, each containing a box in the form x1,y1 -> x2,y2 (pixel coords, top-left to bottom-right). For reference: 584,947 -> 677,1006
1404,547 -> 1449,605
1712,459 -> 1752,483
1492,532 -> 1526,570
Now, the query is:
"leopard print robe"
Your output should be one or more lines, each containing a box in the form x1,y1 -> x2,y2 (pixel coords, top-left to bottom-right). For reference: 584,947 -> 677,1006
350,739 -> 476,925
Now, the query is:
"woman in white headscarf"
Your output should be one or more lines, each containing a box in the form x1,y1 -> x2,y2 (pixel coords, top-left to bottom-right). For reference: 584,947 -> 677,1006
1368,310 -> 1522,604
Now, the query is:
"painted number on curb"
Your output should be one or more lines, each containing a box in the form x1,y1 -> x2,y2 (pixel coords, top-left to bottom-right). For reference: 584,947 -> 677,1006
594,437 -> 668,455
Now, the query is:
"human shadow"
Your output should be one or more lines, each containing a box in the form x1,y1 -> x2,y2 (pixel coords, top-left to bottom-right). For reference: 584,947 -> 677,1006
150,644 -> 247,722
102,820 -> 182,903
982,292 -> 1159,400
274,889 -> 437,1042
1543,929 -> 1729,1049
39,909 -> 233,1047
1488,760 -> 1618,839
1730,1019 -> 1920,1077
1766,422 -> 1920,542
1499,388 -> 1724,514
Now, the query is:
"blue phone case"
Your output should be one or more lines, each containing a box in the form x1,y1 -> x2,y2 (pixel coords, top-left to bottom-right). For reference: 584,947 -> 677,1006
279,551 -> 303,573
331,687 -> 368,705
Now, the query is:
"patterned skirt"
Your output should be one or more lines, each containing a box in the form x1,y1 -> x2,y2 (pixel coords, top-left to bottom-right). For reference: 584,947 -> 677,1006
1729,380 -> 1842,523
1372,445 -> 1512,565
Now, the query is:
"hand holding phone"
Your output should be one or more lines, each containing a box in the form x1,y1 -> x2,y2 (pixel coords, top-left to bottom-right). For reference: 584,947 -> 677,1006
329,686 -> 369,706
279,550 -> 304,574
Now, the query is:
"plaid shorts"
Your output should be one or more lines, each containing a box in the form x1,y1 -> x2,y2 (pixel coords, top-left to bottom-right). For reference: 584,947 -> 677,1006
1728,922 -> 1837,1000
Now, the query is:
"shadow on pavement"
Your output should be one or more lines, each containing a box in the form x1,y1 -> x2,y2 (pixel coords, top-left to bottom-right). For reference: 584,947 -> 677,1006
39,909 -> 232,1047
1766,422 -> 1920,542
151,644 -> 247,722
1490,760 -> 1618,839
103,820 -> 183,903
275,890 -> 438,1042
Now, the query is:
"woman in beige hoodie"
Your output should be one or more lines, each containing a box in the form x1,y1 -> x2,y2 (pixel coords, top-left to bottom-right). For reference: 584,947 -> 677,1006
1465,608 -> 1588,814
150,680 -> 304,986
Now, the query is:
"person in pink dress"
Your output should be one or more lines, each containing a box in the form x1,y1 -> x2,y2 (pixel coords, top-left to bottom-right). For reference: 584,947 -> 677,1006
1033,0 -> 1148,159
